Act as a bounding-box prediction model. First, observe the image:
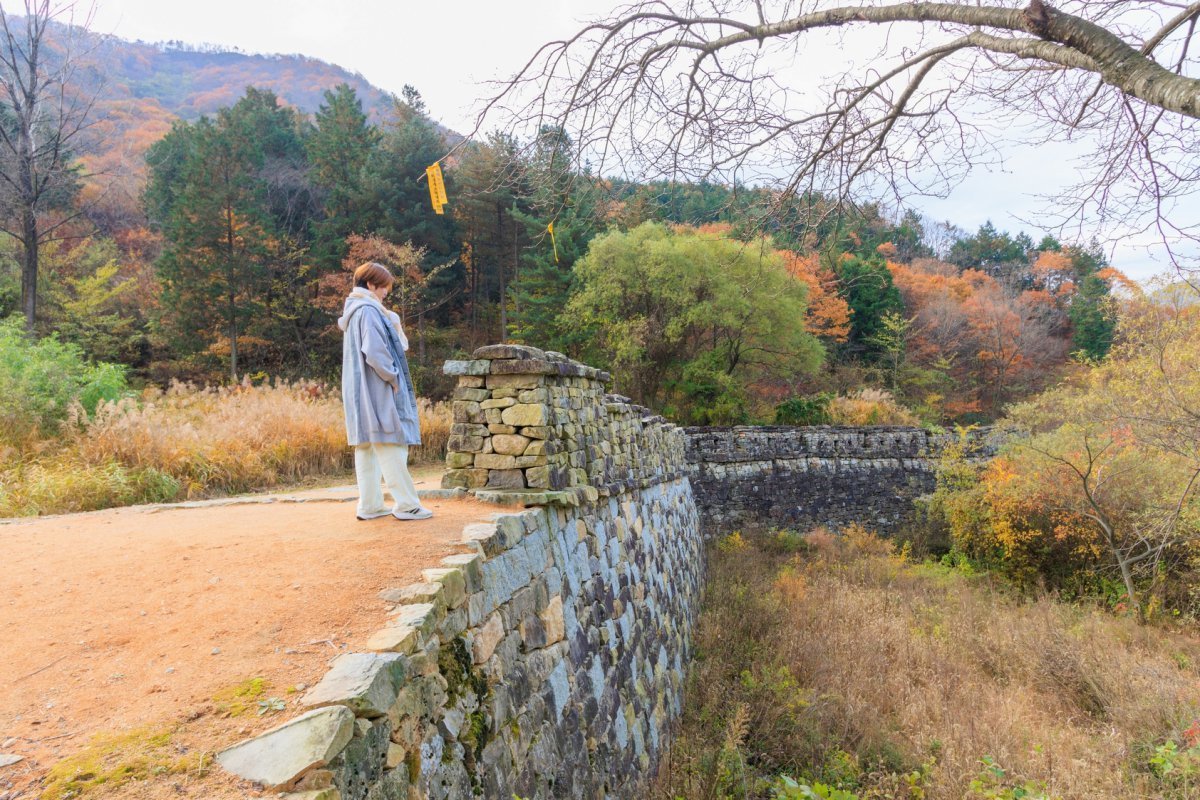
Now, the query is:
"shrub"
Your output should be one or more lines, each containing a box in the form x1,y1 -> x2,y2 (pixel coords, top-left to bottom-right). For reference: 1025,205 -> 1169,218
0,316 -> 128,445
656,528 -> 1200,799
671,351 -> 751,425
776,394 -> 833,426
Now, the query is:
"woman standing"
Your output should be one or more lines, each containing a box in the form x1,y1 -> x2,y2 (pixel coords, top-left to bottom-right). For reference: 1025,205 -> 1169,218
337,262 -> 431,521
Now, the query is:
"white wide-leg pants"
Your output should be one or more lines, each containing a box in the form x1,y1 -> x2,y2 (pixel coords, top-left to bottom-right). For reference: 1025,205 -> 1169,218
354,443 -> 421,516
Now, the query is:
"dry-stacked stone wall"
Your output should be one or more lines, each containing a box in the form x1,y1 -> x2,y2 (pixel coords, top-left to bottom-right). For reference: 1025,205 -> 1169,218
217,346 -> 704,800
440,344 -> 686,500
685,425 -> 999,533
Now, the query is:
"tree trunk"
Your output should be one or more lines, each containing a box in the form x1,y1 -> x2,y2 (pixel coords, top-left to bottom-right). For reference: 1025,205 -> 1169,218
418,311 -> 427,365
512,206 -> 520,322
229,286 -> 239,382
497,202 -> 507,341
20,210 -> 37,334
1116,552 -> 1144,622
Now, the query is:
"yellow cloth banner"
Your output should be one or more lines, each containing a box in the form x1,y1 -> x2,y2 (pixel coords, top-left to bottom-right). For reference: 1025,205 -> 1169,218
548,220 -> 559,263
426,162 -> 448,214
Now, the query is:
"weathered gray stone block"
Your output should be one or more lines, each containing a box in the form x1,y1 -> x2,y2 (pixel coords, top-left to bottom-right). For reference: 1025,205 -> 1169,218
302,653 -> 407,718
443,359 -> 490,376
486,469 -> 526,489
501,403 -> 549,427
472,344 -> 547,361
217,706 -> 355,789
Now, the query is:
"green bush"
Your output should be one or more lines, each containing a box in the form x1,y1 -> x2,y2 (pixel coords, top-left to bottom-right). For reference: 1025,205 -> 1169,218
0,457 -> 180,517
776,393 -> 833,426
670,352 -> 750,425
0,316 -> 129,445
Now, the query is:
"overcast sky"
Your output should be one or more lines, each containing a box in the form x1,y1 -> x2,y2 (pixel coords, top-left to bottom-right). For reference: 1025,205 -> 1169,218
6,0 -> 1192,279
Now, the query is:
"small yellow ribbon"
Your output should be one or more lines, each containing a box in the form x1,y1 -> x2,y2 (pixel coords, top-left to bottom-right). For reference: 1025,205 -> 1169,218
548,220 -> 559,263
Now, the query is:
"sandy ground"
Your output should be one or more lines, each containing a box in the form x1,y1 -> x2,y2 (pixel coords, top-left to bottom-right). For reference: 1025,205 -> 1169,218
0,482 -> 495,799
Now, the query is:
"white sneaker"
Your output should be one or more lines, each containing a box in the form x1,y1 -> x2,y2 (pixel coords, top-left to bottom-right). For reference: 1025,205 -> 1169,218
393,506 -> 433,521
357,509 -> 392,520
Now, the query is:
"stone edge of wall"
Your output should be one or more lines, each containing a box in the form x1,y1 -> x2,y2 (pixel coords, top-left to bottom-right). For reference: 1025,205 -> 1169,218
213,498 -> 520,798
683,424 -> 1002,534
440,343 -> 687,502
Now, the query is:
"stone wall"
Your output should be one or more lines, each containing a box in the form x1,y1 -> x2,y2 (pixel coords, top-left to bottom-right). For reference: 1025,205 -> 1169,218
685,425 -> 998,533
217,346 -> 705,800
440,344 -> 686,500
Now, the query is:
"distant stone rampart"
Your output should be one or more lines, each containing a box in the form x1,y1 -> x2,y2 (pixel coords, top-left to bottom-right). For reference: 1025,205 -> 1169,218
684,425 -> 999,533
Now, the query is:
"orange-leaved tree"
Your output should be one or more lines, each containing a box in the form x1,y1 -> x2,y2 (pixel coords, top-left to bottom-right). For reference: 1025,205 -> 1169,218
951,284 -> 1200,620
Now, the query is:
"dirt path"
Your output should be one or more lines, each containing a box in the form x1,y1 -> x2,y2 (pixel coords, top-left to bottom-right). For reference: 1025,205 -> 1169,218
0,486 -> 495,799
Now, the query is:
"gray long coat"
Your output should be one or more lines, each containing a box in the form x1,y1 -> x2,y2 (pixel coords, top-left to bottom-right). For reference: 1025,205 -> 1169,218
338,291 -> 421,447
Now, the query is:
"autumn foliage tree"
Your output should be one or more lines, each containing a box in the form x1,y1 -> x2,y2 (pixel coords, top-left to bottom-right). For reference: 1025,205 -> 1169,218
942,284 -> 1200,619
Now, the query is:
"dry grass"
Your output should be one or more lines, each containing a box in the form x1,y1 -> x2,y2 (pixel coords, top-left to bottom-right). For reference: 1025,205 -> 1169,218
0,382 -> 453,517
75,381 -> 350,497
828,388 -> 920,426
659,527 -> 1200,799
414,397 -> 451,465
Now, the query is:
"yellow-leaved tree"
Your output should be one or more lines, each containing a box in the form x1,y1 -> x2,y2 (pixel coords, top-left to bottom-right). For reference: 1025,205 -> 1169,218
946,283 -> 1200,620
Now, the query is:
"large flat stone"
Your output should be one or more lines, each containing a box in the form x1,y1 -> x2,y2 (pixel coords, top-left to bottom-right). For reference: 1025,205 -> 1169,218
491,434 -> 532,455
485,373 -> 545,390
366,624 -> 421,654
486,469 -> 526,489
442,359 -> 491,376
475,453 -> 519,470
489,359 -> 560,375
472,344 -> 547,361
301,653 -> 407,718
217,706 -> 355,789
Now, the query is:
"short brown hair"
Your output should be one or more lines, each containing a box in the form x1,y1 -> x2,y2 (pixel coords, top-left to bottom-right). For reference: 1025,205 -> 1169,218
353,262 -> 394,290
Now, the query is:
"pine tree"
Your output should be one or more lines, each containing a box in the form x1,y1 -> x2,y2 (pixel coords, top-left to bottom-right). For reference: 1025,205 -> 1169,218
509,127 -> 598,354
836,251 -> 904,356
307,84 -> 379,270
146,89 -> 313,378
453,133 -> 525,344
361,88 -> 460,265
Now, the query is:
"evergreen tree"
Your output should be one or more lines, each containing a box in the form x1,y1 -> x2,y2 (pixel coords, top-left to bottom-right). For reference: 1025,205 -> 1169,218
453,133 -> 525,344
509,127 -> 598,354
836,251 -> 904,355
307,84 -> 379,269
360,86 -> 461,298
146,89 -> 314,378
948,220 -> 1035,281
1065,243 -> 1116,360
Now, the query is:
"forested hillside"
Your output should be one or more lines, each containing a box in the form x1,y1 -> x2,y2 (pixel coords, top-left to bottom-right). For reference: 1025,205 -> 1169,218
0,23 -> 1138,462
92,38 -> 394,121
45,23 -> 410,235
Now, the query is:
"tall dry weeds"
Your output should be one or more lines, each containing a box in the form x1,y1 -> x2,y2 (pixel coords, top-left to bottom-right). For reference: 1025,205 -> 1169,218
1,381 -> 452,516
828,388 -> 920,426
75,380 -> 350,496
413,398 -> 451,465
658,529 -> 1200,799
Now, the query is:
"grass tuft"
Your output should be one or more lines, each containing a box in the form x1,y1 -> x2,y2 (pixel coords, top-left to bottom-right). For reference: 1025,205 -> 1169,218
40,727 -> 203,800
